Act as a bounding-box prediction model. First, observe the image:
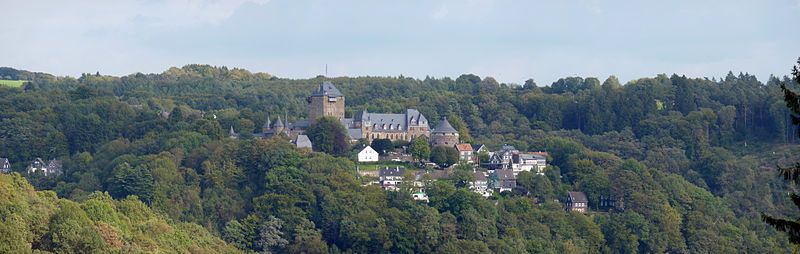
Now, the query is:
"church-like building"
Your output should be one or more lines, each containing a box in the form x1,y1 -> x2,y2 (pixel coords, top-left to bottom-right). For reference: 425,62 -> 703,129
260,81 -> 451,144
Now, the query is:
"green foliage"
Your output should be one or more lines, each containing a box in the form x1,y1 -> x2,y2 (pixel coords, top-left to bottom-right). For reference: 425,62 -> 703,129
430,146 -> 458,167
0,64 -> 795,252
0,79 -> 25,88
0,173 -> 240,253
409,136 -> 431,161
763,58 -> 800,244
370,138 -> 393,155
306,116 -> 349,156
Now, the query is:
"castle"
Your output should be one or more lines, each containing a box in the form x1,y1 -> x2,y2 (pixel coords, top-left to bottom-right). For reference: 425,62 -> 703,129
259,81 -> 459,146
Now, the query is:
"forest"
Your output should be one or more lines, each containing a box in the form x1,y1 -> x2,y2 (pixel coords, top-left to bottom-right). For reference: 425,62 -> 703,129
1,63 -> 799,253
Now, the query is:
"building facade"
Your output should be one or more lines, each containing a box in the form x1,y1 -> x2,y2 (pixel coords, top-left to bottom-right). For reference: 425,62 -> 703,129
307,81 -> 346,123
358,146 -> 379,162
566,191 -> 588,213
260,82 -> 431,143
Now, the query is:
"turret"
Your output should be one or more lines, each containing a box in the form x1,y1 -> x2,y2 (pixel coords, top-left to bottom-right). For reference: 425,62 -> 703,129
263,114 -> 271,133
430,117 -> 459,147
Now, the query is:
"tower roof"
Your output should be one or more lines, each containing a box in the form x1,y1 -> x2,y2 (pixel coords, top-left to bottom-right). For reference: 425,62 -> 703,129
311,81 -> 344,97
263,115 -> 271,130
432,117 -> 458,134
274,115 -> 284,128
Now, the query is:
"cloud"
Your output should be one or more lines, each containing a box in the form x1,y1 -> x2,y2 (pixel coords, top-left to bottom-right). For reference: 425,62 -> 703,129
431,4 -> 450,20
131,0 -> 271,27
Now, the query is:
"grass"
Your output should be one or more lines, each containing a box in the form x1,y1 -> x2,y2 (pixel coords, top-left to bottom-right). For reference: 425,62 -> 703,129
357,161 -> 414,171
0,80 -> 26,88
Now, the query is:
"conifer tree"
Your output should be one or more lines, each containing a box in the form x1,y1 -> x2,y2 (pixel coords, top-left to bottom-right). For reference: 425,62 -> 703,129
763,58 -> 800,243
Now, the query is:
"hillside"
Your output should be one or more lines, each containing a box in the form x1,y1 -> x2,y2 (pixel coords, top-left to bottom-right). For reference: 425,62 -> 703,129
0,64 -> 798,252
0,173 -> 241,253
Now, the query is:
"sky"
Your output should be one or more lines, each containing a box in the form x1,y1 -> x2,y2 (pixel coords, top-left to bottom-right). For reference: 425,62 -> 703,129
1,0 -> 798,85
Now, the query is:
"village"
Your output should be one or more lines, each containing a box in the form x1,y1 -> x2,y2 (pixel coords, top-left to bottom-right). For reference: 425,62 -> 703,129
0,81 -> 620,214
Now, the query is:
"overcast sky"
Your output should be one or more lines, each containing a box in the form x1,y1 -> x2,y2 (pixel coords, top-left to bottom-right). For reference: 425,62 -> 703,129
1,0 -> 798,85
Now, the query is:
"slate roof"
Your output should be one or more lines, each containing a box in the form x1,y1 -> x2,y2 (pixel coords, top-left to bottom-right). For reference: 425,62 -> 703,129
473,171 -> 488,182
274,115 -> 284,128
568,191 -> 588,203
495,169 -> 516,180
406,109 -> 428,126
359,109 -> 430,131
295,135 -> 313,149
311,81 -> 344,97
472,144 -> 486,152
347,128 -> 362,140
432,117 -> 458,134
379,167 -> 406,177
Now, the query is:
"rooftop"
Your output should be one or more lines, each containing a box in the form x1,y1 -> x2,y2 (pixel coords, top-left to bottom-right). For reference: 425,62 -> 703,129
311,81 -> 344,97
568,191 -> 588,203
432,117 -> 458,134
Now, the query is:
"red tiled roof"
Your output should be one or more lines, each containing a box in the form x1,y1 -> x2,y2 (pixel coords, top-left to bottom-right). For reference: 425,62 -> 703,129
455,143 -> 473,152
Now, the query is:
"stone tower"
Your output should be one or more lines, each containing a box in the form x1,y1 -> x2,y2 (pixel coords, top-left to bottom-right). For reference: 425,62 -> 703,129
430,117 -> 459,147
273,115 -> 285,135
307,81 -> 345,124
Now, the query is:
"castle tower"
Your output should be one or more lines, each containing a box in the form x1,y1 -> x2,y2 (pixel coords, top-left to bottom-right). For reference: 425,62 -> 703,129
273,115 -> 285,135
307,81 -> 345,124
430,117 -> 459,147
262,114 -> 271,133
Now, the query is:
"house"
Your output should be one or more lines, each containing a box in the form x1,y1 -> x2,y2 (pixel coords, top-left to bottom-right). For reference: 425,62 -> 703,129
379,167 -> 406,191
27,158 -> 48,175
566,191 -> 588,213
599,195 -> 623,212
470,171 -> 492,198
494,169 -> 516,192
0,158 -> 10,173
485,145 -> 519,170
412,192 -> 429,202
358,146 -> 379,162
455,143 -> 474,163
513,153 -> 547,175
47,159 -> 62,175
27,158 -> 62,176
472,144 -> 488,154
294,135 -> 313,150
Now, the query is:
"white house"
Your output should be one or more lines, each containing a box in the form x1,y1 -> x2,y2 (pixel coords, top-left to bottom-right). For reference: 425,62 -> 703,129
379,167 -> 406,191
358,146 -> 379,162
514,154 -> 547,175
455,143 -> 474,163
0,158 -> 10,173
412,192 -> 429,202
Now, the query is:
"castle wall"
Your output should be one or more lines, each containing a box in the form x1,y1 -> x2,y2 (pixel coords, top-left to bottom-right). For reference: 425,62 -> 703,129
308,95 -> 345,123
431,133 -> 459,147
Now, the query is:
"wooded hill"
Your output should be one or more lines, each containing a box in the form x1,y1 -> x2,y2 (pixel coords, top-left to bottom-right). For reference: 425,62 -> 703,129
0,64 -> 797,252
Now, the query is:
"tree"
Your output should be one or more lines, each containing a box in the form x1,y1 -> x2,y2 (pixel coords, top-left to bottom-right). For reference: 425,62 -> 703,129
257,216 -> 289,253
763,58 -> 800,243
109,163 -> 154,203
409,136 -> 431,161
430,146 -> 458,167
371,138 -> 393,155
306,116 -> 349,156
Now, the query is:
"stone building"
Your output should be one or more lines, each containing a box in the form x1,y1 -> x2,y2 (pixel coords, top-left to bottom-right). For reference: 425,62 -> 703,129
430,117 -> 459,147
259,82 -> 431,143
307,81 -> 345,123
